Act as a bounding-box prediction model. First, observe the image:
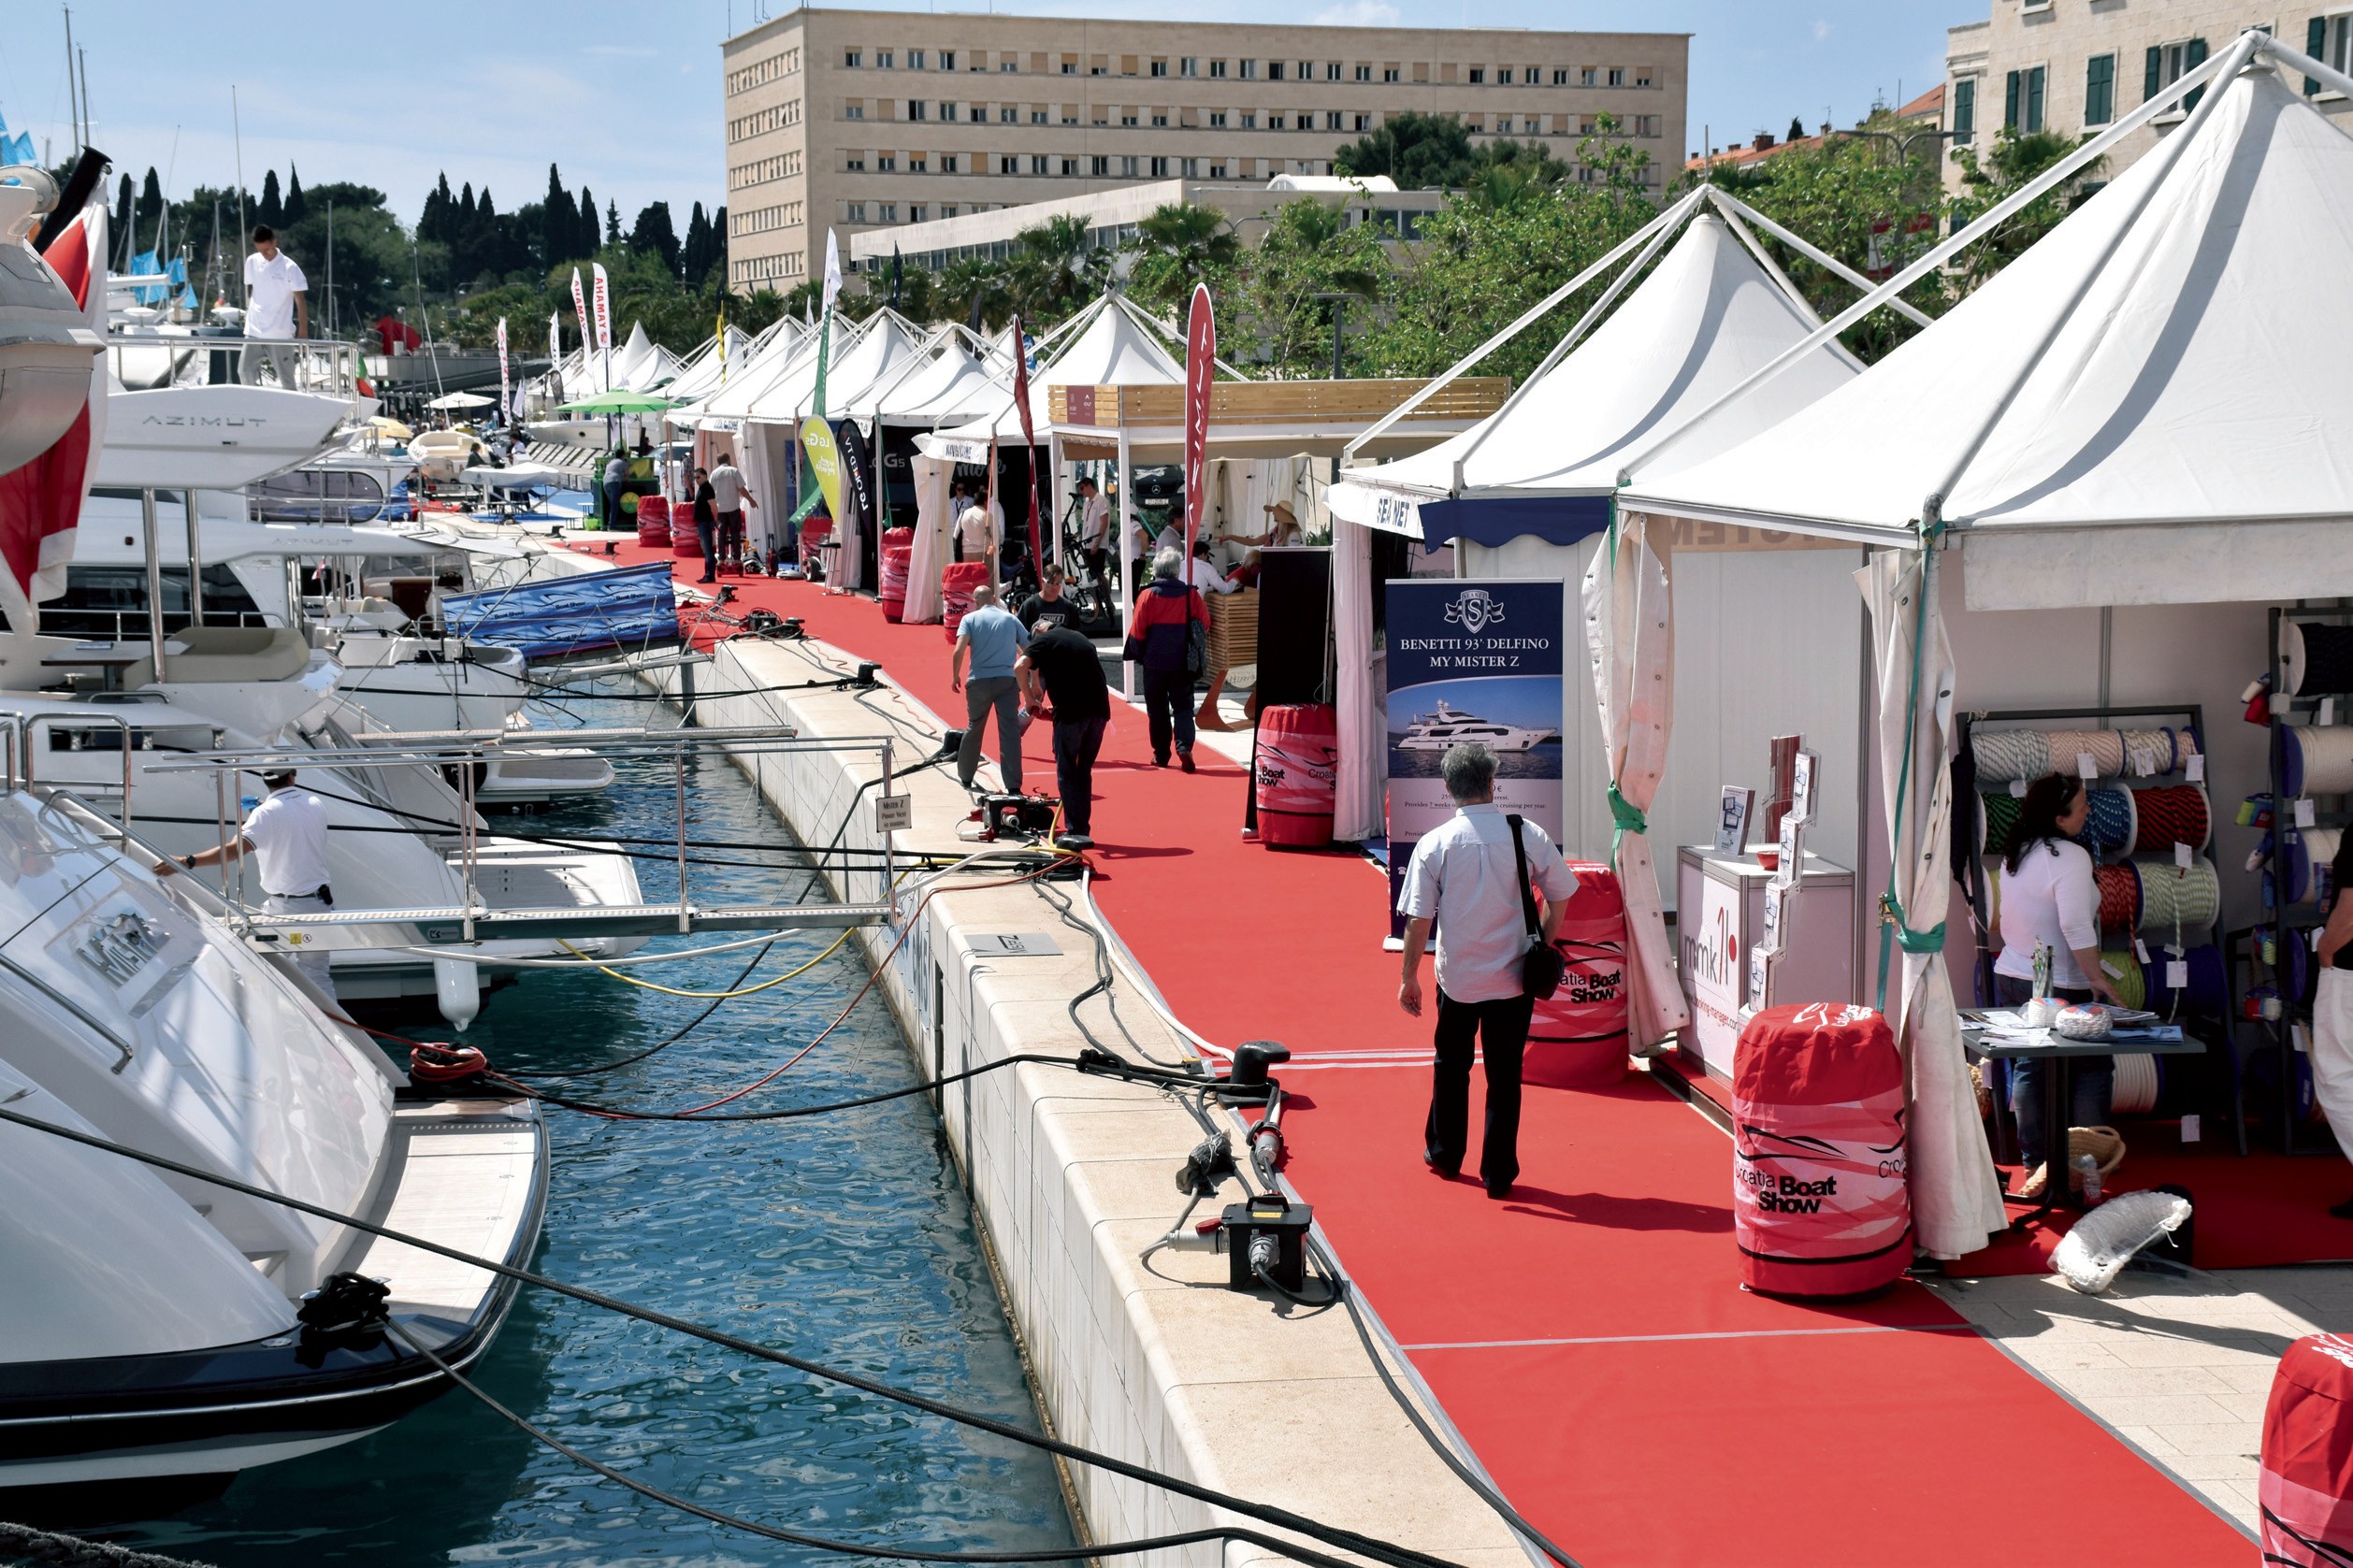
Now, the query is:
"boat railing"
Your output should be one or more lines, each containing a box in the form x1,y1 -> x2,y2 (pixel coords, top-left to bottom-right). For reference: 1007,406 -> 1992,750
10,711 -> 239,867
26,784 -> 241,925
107,332 -> 368,407
137,724 -> 907,942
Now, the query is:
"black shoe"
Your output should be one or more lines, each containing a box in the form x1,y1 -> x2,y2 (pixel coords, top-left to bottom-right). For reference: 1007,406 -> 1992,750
1178,750 -> 1197,773
1423,1151 -> 1460,1180
1153,755 -> 1169,768
2330,1195 -> 2353,1221
1485,1178 -> 1516,1200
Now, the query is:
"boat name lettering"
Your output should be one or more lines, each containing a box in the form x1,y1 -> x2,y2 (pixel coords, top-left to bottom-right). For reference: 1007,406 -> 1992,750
76,911 -> 168,988
138,414 -> 269,428
1393,637 -> 1552,651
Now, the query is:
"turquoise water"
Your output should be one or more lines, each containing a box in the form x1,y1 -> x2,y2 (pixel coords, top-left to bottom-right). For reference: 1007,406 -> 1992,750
111,697 -> 1077,1566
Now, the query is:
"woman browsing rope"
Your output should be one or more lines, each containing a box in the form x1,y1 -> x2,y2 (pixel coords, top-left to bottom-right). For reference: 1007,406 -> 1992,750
2309,832 -> 2353,1218
1992,773 -> 2121,1195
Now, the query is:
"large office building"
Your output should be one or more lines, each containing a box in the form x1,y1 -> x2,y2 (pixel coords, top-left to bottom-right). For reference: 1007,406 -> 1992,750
720,8 -> 1688,293
1940,4 -> 2349,194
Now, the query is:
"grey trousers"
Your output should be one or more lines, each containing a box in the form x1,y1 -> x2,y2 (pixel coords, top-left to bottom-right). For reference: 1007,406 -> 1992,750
240,340 -> 299,386
265,891 -> 335,997
959,675 -> 1023,794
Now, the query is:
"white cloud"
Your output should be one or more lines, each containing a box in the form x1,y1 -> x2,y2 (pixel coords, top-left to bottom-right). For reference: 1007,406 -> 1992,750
1812,19 -> 1832,41
1311,0 -> 1401,23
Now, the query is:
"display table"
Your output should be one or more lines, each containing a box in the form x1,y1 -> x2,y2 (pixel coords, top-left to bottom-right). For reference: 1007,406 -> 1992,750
1673,845 -> 1855,1081
1961,1010 -> 2208,1230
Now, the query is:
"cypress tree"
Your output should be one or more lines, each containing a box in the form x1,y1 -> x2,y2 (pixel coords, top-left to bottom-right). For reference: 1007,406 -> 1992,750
110,173 -> 133,266
576,186 -> 598,256
604,199 -> 621,247
258,169 -> 282,230
630,201 -> 679,275
543,164 -> 578,266
682,202 -> 715,286
284,164 -> 307,224
135,167 -> 164,250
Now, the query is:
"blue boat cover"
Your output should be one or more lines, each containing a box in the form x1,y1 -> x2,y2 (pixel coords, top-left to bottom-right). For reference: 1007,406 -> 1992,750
1412,494 -> 1613,550
440,559 -> 680,660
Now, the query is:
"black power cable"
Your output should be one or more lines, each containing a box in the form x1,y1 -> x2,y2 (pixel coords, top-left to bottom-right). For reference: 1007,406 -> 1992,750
0,1105 -> 1461,1568
378,1316 -> 1359,1568
504,1051 -> 1080,1121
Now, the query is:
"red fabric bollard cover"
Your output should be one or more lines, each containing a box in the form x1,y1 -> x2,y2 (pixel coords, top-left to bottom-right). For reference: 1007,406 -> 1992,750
879,528 -> 914,623
672,500 -> 708,558
797,518 -> 834,574
1253,704 -> 1337,848
2261,1333 -> 2353,1562
1526,861 -> 1628,1088
941,561 -> 989,639
637,494 -> 673,548
1732,1002 -> 1911,1299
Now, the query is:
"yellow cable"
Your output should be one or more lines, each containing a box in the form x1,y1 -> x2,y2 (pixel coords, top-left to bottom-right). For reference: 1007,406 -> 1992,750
559,927 -> 857,999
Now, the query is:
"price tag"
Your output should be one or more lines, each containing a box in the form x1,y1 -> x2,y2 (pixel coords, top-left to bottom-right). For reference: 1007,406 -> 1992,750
2316,928 -> 2327,952
2186,753 -> 2205,783
2181,1114 -> 2201,1144
2077,751 -> 2099,781
873,794 -> 914,833
2175,841 -> 2193,870
2009,778 -> 2028,798
2326,697 -> 2339,726
2134,938 -> 2150,962
2299,797 -> 2319,828
2166,959 -> 2188,988
2100,957 -> 2125,980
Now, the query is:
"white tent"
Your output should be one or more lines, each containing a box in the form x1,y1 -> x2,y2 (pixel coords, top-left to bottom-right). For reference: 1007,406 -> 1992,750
876,335 -> 1015,622
917,294 -> 1182,463
1614,33 -> 2346,1259
666,324 -> 764,406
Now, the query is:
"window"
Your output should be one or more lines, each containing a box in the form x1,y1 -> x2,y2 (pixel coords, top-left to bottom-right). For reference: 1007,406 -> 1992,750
1241,59 -> 1259,79
1469,67 -> 1484,83
1267,62 -> 1284,80
1090,64 -> 1106,76
1552,67 -> 1569,85
1031,154 -> 1049,173
908,50 -> 925,69
1268,113 -> 1285,129
2145,38 -> 2208,108
1181,156 -> 1198,176
846,103 -> 865,120
1581,66 -> 1596,85
877,50 -> 894,68
1000,105 -> 1016,122
908,100 -> 928,120
1355,64 -> 1371,81
1209,161 -> 1227,178
1292,106 -> 1309,125
847,202 -> 867,222
1061,156 -> 1078,175
1151,58 -> 1168,77
1210,59 -> 1228,78
844,50 -> 862,67
941,205 -> 956,218
968,104 -> 983,122
1298,60 -> 1314,79
2004,64 -> 2046,131
878,153 -> 896,171
1952,77 -> 1977,143
1354,112 -> 1371,131
1151,111 -> 1168,126
1324,109 -> 1341,130
1325,62 -> 1341,80
1091,154 -> 1109,175
941,51 -> 955,70
1121,112 -> 1138,125
1181,57 -> 1198,77
1003,59 -> 1018,72
1635,67 -> 1653,87
1239,110 -> 1256,127
940,154 -> 957,173
1632,113 -> 1660,137
845,155 -> 866,171
1384,65 -> 1400,81
1210,110 -> 1228,127
1032,109 -> 1047,123
879,203 -> 897,221
1606,66 -> 1624,86
2084,53 -> 2115,124
1061,60 -> 1076,75
1000,154 -> 1018,173
909,204 -> 925,222
1149,155 -> 1169,176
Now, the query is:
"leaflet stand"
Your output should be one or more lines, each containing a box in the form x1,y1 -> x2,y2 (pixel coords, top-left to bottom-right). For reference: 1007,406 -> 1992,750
1745,751 -> 1816,1017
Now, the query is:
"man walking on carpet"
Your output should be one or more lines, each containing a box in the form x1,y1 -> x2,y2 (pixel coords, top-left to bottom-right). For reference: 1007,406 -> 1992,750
1396,743 -> 1577,1198
1123,550 -> 1211,772
1017,618 -> 1109,846
949,583 -> 1029,796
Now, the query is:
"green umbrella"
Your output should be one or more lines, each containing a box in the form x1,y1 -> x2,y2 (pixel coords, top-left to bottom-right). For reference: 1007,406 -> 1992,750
556,390 -> 678,413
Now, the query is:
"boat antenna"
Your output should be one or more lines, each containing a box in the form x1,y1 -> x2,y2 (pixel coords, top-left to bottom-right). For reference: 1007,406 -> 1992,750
325,198 -> 334,338
412,243 -> 446,400
77,47 -> 91,151
231,84 -> 248,321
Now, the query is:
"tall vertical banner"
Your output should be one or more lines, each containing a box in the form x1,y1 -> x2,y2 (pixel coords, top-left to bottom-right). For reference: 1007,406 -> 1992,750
568,269 -> 588,353
1182,283 -> 1214,561
590,262 -> 614,391
797,418 -> 844,524
547,310 -> 562,402
495,317 -> 510,418
1010,311 -> 1042,569
1383,578 -> 1566,927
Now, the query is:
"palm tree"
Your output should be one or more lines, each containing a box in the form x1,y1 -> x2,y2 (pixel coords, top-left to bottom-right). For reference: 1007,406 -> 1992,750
1123,202 -> 1238,313
939,254 -> 1012,331
1007,213 -> 1108,322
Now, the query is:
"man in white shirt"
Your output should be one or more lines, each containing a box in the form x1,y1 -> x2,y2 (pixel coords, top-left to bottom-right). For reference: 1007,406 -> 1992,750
164,770 -> 336,995
1397,743 -> 1578,1198
957,492 -> 997,576
1169,539 -> 1240,596
707,453 -> 756,572
240,225 -> 309,387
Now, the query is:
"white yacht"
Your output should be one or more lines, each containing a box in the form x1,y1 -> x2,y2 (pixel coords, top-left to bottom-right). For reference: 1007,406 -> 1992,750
0,787 -> 543,1501
1394,699 -> 1561,754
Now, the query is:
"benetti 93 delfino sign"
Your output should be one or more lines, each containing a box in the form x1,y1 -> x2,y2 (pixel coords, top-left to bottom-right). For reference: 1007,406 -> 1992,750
1383,578 -> 1566,930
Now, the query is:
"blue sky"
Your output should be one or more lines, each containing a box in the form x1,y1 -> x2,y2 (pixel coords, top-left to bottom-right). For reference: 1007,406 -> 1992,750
0,2 -> 1956,233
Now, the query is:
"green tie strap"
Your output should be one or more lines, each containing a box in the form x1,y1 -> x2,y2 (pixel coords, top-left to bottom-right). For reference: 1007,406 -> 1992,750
1607,784 -> 1648,852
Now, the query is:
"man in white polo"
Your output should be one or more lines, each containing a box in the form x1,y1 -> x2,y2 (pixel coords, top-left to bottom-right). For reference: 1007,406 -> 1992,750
164,769 -> 335,996
241,224 -> 309,387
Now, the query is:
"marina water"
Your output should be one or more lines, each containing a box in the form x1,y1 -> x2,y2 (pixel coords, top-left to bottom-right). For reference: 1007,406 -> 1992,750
108,694 -> 1076,1566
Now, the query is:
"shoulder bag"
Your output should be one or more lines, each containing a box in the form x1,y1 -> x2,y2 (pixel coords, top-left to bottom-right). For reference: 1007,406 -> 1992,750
1508,813 -> 1566,1000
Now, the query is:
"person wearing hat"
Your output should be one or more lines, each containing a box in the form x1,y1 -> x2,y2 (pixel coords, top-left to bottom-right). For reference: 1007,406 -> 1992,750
162,768 -> 335,996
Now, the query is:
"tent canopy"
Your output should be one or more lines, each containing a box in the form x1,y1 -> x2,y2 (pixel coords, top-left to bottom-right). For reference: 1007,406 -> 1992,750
700,314 -> 841,420
918,295 -> 1182,460
875,333 -> 1011,424
1623,60 -> 2353,610
744,310 -> 926,424
1329,211 -> 1861,549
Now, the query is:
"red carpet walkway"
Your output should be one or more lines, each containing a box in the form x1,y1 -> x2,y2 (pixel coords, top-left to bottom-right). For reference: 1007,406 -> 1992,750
563,538 -> 2252,1566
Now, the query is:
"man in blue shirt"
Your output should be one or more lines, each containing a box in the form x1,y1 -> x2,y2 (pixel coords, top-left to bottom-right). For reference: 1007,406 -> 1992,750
950,583 -> 1030,794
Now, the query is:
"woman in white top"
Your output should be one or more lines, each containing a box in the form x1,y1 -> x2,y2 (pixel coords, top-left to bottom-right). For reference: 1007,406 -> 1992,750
1994,771 -> 2120,1189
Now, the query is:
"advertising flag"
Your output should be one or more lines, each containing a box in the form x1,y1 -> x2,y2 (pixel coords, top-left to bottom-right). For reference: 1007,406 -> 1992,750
590,262 -> 613,351
1010,311 -> 1042,570
495,317 -> 510,416
798,418 -> 844,523
568,269 -> 588,344
821,228 -> 843,315
0,203 -> 106,610
1183,282 -> 1215,562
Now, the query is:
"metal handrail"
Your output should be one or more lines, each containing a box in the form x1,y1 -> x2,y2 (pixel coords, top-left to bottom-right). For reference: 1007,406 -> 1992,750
105,333 -> 367,402
18,713 -> 137,847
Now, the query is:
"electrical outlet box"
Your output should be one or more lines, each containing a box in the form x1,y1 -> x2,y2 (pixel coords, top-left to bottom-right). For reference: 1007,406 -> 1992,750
1221,1197 -> 1312,1293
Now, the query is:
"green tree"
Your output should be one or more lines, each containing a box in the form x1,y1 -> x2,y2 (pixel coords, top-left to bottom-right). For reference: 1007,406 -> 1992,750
937,253 -> 1012,330
1335,109 -> 1569,190
1220,199 -> 1390,377
1122,202 -> 1240,318
1006,213 -> 1110,321
630,200 -> 681,277
1946,124 -> 2104,296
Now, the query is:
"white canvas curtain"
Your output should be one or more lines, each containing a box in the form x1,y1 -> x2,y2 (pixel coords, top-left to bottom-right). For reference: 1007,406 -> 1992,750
1582,511 -> 1687,1048
1860,547 -> 2007,1258
736,425 -> 776,559
1331,515 -> 1384,842
904,453 -> 955,623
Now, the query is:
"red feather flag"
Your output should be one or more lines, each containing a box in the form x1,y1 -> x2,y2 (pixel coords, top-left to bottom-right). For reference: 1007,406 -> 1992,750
0,205 -> 106,610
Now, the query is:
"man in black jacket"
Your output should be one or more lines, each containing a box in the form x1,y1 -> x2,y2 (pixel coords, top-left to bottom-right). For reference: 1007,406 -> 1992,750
1018,622 -> 1111,843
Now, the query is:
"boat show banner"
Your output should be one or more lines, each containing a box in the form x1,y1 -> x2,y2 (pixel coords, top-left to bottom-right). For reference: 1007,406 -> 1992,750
1384,578 -> 1566,929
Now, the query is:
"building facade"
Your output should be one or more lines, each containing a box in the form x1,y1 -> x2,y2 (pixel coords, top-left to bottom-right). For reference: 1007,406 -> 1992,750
721,7 -> 1688,293
1942,4 -> 2349,195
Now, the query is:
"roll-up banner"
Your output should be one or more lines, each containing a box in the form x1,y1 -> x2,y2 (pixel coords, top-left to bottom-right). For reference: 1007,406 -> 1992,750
836,420 -> 875,534
799,417 -> 844,523
1383,577 -> 1566,931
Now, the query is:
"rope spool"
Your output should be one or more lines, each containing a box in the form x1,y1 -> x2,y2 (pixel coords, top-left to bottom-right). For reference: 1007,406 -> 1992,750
2129,784 -> 2211,856
2044,729 -> 2126,780
2285,928 -> 2316,1007
1971,728 -> 2050,782
2134,856 -> 2221,937
2282,621 -> 2353,696
2283,726 -> 2353,796
2096,862 -> 2142,931
2117,728 -> 2177,777
2101,944 -> 2147,1010
2113,1052 -> 2159,1115
1981,790 -> 2025,856
2283,826 -> 2346,905
2073,786 -> 2135,858
2144,942 -> 2229,1016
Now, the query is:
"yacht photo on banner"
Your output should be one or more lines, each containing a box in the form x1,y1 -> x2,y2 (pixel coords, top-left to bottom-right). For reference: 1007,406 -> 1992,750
1384,578 -> 1566,927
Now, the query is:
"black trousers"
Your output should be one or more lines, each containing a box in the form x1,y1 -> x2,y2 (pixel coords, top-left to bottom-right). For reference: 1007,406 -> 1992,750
1052,716 -> 1104,836
697,520 -> 717,579
1141,666 -> 1195,762
1425,988 -> 1535,1189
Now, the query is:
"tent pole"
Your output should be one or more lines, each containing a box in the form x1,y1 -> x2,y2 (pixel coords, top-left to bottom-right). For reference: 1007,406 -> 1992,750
1617,35 -> 2246,488
1709,188 -> 1935,329
1343,186 -> 1705,463
1920,27 -> 2260,517
1119,424 -> 1134,703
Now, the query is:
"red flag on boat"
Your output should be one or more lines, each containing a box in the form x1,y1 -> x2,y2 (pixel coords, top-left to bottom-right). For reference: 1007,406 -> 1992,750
0,203 -> 107,611
1183,283 -> 1214,562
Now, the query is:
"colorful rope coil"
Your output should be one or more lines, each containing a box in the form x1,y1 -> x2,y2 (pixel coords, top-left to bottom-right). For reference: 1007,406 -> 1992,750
2096,862 -> 2142,931
2144,942 -> 2228,1016
2134,855 -> 2221,937
2074,786 -> 2135,858
2100,944 -> 2147,1010
1980,790 -> 2025,856
2282,621 -> 2353,697
2282,726 -> 2353,797
2282,826 -> 2346,905
1970,727 -> 2051,783
2044,729 -> 2126,780
2127,784 -> 2211,856
2117,728 -> 2178,778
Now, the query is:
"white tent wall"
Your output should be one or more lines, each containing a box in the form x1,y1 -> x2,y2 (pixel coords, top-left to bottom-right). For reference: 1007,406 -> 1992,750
738,420 -> 799,559
905,453 -> 955,623
1461,535 -> 1864,904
